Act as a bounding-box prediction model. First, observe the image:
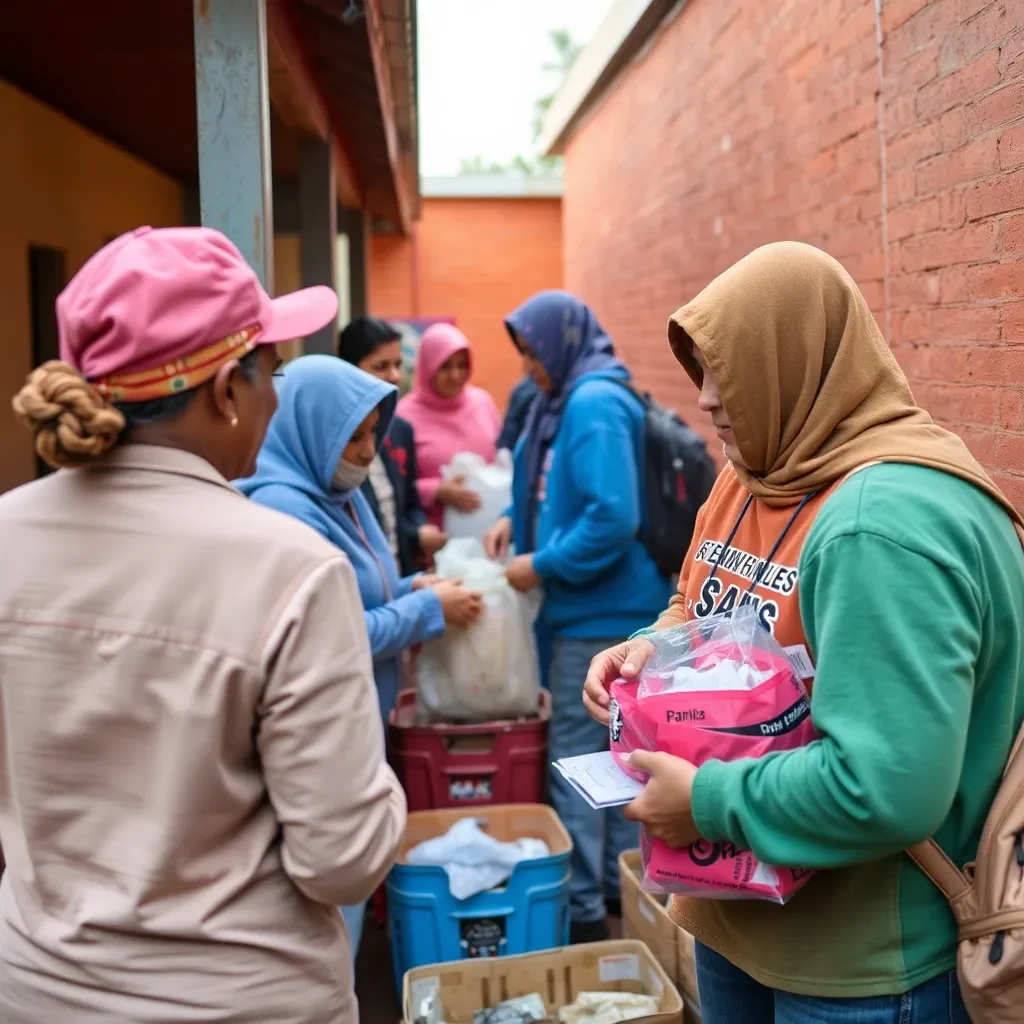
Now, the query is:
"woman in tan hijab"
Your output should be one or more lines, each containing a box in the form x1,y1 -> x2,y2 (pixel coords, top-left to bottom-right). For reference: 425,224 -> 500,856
584,242 -> 1024,1023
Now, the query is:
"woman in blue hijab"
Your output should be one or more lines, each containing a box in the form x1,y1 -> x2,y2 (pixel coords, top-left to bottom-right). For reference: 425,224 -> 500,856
485,290 -> 672,944
239,355 -> 482,953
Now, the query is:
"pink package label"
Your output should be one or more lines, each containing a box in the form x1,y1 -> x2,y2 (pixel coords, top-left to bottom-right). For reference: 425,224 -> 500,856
644,672 -> 813,766
641,830 -> 814,903
609,678 -> 654,783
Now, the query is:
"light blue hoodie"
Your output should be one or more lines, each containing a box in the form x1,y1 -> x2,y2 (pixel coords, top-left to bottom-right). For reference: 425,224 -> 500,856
238,355 -> 444,720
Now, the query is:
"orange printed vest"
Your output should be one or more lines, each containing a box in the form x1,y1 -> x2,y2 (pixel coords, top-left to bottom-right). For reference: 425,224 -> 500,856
674,466 -> 841,668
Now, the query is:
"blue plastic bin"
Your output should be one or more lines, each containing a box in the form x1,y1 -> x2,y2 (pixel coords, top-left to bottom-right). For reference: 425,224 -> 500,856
387,804 -> 571,991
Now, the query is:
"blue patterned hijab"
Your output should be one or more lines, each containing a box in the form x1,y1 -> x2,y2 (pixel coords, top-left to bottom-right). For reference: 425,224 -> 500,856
503,290 -> 628,550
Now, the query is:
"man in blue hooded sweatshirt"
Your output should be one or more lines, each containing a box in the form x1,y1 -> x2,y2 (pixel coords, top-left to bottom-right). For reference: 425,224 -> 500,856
485,291 -> 672,942
239,355 -> 482,954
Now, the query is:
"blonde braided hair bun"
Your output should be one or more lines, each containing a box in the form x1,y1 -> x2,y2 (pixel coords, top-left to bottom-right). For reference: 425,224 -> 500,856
12,362 -> 126,469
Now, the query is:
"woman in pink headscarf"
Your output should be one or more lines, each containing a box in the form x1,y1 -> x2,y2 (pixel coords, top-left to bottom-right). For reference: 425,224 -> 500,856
397,323 -> 501,528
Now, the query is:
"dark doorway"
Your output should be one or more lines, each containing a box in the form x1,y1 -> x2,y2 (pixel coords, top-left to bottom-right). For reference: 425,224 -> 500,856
28,245 -> 67,478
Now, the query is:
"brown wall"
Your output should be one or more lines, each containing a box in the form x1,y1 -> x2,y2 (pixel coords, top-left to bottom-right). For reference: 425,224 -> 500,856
0,84 -> 328,494
0,80 -> 182,491
370,195 -> 564,408
561,0 -> 1024,507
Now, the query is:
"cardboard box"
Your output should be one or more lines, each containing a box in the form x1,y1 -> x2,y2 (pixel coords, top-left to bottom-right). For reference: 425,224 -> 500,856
402,939 -> 683,1024
619,851 -> 700,1018
677,928 -> 700,1022
618,851 -> 678,984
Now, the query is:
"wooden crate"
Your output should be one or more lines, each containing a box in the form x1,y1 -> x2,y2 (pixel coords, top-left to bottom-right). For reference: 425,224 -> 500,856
403,939 -> 683,1024
619,850 -> 700,1018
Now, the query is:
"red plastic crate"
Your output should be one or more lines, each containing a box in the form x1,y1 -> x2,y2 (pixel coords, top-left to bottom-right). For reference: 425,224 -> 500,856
388,690 -> 550,811
371,883 -> 387,926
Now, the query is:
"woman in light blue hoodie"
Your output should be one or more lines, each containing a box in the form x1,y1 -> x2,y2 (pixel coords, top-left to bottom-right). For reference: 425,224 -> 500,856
239,355 -> 481,952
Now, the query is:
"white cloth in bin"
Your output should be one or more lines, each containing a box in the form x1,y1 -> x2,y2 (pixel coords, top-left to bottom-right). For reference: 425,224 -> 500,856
559,993 -> 660,1024
405,817 -> 549,900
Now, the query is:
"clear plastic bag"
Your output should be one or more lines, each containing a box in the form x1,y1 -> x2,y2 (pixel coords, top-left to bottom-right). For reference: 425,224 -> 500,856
417,538 -> 541,723
442,451 -> 513,544
611,606 -> 816,903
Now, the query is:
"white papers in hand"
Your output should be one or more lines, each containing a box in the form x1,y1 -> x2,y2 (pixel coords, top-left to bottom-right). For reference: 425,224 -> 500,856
552,751 -> 644,809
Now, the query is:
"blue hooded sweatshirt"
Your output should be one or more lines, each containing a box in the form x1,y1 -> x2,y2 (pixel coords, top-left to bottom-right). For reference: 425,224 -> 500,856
237,355 -> 444,720
504,291 -> 671,639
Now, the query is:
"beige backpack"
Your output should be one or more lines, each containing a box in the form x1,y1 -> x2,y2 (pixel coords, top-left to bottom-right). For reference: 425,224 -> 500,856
907,719 -> 1024,1023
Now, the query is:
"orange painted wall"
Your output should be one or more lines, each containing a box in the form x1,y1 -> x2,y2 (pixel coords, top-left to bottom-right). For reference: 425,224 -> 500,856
0,84 -> 321,493
370,195 -> 563,409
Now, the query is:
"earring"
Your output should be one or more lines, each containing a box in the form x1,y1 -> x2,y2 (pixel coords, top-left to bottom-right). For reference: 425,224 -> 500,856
230,416 -> 239,428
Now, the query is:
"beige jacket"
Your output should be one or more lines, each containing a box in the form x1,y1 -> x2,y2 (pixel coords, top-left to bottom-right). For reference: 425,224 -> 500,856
0,445 -> 406,1023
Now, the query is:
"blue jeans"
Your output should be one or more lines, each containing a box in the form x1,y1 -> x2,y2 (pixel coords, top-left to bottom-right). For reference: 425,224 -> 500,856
535,618 -> 553,690
695,942 -> 969,1023
340,901 -> 365,962
548,635 -> 640,924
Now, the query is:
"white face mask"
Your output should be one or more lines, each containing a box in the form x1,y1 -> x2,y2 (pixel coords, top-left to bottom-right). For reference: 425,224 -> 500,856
332,457 -> 371,492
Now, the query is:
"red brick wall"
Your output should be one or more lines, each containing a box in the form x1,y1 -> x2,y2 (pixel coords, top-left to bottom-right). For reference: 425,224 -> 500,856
370,196 -> 563,408
562,0 -> 1024,506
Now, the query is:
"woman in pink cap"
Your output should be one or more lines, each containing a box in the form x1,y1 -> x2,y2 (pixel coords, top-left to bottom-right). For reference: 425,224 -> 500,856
397,323 -> 502,528
0,227 -> 406,1024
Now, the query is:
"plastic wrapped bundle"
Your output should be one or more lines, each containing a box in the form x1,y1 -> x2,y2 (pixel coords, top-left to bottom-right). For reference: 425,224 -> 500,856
612,606 -> 816,903
442,451 -> 513,544
417,538 -> 541,723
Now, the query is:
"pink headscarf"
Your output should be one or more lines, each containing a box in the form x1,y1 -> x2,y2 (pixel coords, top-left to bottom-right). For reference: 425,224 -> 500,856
397,324 -> 501,526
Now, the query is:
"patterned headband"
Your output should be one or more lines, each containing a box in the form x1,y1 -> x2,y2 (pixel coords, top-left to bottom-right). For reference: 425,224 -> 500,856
93,325 -> 262,403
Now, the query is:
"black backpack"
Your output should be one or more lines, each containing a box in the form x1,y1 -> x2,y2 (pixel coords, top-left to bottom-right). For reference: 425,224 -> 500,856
612,381 -> 718,579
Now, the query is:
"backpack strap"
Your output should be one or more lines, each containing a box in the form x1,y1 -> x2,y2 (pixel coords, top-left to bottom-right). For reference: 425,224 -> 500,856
604,376 -> 647,407
906,840 -> 971,902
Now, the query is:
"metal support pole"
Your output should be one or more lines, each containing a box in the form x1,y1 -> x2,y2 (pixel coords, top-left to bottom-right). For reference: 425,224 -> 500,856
193,0 -> 275,290
299,139 -> 337,354
341,207 -> 370,321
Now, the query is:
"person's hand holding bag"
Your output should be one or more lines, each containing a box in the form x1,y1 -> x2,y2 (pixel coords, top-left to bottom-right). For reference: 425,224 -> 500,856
582,635 -> 656,726
432,579 -> 483,628
418,524 -> 448,558
622,751 -> 700,849
505,554 -> 540,593
483,515 -> 512,561
436,474 -> 481,512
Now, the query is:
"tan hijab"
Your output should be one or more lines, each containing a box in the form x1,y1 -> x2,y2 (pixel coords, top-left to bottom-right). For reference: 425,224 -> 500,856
668,241 -> 1023,532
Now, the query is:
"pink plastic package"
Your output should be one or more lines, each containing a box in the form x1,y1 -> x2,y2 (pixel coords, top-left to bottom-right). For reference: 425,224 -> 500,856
614,606 -> 817,904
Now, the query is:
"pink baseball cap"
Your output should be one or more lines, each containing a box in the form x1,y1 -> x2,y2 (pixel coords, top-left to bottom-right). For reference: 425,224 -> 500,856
57,226 -> 338,401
